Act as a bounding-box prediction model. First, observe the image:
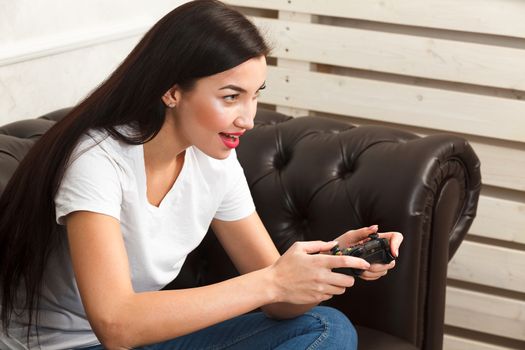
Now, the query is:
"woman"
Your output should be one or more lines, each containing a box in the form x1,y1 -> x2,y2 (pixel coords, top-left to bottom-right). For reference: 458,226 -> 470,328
0,1 -> 402,349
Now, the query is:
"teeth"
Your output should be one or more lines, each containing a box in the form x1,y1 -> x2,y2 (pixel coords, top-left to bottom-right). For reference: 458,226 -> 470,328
222,133 -> 239,140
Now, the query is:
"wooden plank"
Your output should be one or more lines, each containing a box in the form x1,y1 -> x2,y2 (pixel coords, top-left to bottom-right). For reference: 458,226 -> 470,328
444,334 -> 516,350
470,195 -> 525,245
275,60 -> 310,116
275,11 -> 311,117
448,241 -> 525,293
225,0 -> 525,39
253,17 -> 525,91
445,286 -> 525,341
469,141 -> 525,192
260,66 -> 525,143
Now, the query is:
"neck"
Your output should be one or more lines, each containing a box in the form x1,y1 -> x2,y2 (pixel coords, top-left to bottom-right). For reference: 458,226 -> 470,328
143,110 -> 187,170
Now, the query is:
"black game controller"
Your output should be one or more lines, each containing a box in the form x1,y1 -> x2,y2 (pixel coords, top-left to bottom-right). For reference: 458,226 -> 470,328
330,233 -> 395,277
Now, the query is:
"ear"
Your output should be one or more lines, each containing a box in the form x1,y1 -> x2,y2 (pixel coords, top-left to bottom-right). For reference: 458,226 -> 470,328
161,85 -> 182,108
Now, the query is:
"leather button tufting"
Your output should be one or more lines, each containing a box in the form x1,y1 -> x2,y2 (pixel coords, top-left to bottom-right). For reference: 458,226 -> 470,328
337,162 -> 354,179
272,152 -> 289,170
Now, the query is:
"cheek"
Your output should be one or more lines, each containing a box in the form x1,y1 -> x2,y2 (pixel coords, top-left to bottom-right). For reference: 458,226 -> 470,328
192,98 -> 232,131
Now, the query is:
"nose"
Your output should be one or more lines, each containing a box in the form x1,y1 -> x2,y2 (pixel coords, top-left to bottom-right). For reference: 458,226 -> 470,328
234,115 -> 254,131
234,100 -> 257,130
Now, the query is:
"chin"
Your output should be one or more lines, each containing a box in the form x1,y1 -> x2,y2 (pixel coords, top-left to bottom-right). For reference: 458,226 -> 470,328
212,152 -> 231,160
199,147 -> 232,160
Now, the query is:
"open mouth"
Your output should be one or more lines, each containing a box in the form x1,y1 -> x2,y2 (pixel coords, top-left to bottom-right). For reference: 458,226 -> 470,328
219,132 -> 240,141
219,132 -> 243,149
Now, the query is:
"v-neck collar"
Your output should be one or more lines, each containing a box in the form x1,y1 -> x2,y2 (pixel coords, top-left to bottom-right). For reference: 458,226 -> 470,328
140,145 -> 190,211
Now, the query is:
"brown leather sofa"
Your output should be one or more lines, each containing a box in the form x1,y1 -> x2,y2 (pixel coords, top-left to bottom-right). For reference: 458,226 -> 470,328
0,107 -> 481,349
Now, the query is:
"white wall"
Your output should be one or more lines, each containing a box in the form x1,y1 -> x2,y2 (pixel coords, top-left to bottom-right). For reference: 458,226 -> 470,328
0,0 -> 187,123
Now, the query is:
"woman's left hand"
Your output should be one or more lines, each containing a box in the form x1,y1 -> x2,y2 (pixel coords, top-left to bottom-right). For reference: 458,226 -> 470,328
330,225 -> 403,281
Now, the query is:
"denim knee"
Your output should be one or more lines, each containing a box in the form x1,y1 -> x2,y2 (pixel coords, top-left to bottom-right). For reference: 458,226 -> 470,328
305,306 -> 357,350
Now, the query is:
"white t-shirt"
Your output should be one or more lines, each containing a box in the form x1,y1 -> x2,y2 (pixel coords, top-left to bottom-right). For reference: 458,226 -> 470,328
3,127 -> 255,350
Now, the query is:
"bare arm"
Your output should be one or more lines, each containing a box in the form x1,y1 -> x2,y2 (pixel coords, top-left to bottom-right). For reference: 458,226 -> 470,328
67,211 -> 276,349
210,212 -> 363,319
211,213 -> 316,319
67,211 -> 367,349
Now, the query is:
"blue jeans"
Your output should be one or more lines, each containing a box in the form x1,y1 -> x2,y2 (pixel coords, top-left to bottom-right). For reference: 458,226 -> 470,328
80,306 -> 357,350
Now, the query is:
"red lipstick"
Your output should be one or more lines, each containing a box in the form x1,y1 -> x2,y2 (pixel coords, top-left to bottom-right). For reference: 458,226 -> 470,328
219,132 -> 243,149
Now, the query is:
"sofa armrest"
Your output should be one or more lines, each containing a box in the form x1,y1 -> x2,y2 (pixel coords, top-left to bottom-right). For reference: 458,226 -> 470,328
328,126 -> 481,349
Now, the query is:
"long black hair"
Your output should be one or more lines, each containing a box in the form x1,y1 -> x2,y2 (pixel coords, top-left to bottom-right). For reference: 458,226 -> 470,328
0,0 -> 269,340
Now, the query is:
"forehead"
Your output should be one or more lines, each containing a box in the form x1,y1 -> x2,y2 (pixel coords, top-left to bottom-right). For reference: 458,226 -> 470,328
197,56 -> 267,89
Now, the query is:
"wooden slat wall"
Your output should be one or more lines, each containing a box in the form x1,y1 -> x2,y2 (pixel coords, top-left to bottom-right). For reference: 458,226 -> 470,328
226,0 -> 525,39
225,1 -> 525,349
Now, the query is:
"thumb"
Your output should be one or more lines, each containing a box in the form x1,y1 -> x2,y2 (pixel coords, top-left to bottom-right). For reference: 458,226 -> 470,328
351,225 -> 379,242
297,240 -> 339,254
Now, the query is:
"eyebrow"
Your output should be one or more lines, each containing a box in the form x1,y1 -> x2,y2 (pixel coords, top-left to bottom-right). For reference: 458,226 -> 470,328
219,82 -> 266,93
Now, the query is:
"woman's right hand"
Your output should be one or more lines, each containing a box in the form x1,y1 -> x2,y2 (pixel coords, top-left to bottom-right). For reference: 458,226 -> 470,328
267,241 -> 371,305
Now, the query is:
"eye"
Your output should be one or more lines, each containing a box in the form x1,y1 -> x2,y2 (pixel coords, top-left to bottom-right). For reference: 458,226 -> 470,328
223,94 -> 239,102
254,84 -> 266,98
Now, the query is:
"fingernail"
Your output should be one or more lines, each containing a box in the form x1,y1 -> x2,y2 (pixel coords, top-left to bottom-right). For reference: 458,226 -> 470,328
395,248 -> 399,257
368,225 -> 378,231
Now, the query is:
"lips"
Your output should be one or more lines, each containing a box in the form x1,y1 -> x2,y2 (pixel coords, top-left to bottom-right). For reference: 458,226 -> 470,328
219,132 -> 243,149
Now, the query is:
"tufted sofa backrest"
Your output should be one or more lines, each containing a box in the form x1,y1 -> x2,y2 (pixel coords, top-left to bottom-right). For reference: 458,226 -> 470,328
0,107 -> 481,349
170,108 -> 480,349
0,110 -> 67,192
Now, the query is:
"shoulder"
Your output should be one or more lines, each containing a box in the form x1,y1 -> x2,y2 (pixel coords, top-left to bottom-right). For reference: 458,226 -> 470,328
60,127 -> 142,194
55,129 -> 137,224
69,127 -> 137,169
